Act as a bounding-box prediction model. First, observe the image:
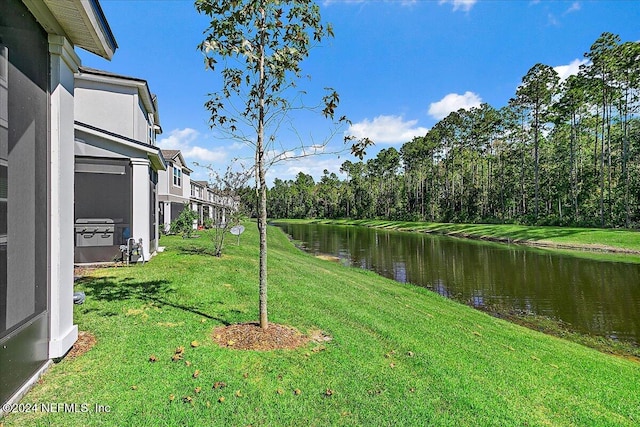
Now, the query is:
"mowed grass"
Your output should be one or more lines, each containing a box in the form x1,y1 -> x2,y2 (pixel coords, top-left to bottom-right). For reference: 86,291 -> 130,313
5,224 -> 640,426
300,219 -> 640,255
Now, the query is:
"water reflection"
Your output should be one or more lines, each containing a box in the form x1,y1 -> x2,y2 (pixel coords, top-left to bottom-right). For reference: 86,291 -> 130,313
276,222 -> 640,344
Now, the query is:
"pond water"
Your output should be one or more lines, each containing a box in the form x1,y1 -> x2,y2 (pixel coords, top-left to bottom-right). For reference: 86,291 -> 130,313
274,222 -> 640,345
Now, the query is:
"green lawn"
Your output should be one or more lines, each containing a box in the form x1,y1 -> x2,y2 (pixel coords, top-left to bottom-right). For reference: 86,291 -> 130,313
4,224 -> 640,426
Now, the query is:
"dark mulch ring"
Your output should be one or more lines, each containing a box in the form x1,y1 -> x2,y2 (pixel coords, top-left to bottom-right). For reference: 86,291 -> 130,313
64,331 -> 97,360
212,322 -> 331,351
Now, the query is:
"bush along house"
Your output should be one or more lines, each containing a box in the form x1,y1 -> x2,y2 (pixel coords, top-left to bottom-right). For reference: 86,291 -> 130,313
74,67 -> 166,263
0,0 -> 117,409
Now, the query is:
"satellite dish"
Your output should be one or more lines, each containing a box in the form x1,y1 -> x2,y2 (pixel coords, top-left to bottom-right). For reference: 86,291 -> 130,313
230,225 -> 245,246
230,225 -> 245,236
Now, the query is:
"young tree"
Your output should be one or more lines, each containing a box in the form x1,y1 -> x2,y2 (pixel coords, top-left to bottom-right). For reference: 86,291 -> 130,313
202,164 -> 251,257
196,0 -> 365,329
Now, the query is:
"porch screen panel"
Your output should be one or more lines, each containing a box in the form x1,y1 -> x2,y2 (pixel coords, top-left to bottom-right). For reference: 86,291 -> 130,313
0,0 -> 50,406
0,2 -> 49,336
0,44 -> 7,334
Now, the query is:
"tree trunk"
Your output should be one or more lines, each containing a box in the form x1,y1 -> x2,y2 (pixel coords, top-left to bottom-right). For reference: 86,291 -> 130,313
258,163 -> 268,329
258,8 -> 268,330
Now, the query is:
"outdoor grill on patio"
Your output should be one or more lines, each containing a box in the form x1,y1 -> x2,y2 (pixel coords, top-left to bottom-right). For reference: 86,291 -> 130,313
74,218 -> 129,263
75,218 -> 120,247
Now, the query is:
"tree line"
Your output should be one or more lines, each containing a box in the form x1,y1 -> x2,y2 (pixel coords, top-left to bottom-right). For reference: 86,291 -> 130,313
240,33 -> 640,228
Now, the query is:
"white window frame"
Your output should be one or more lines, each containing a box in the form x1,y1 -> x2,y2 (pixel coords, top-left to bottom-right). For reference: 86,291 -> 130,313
173,165 -> 182,187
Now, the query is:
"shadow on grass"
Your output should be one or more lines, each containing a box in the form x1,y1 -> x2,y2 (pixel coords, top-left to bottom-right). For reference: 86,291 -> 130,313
76,276 -> 231,326
178,245 -> 220,257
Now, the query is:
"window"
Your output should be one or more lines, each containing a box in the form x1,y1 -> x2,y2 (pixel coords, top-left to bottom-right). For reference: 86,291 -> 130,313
173,165 -> 181,187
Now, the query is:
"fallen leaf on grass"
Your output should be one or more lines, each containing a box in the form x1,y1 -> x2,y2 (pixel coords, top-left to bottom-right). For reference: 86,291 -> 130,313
126,308 -> 145,317
169,394 -> 175,402
131,385 -> 138,390
406,351 -> 415,357
185,360 -> 192,366
218,396 -> 226,403
157,322 -> 183,328
531,355 -> 540,361
149,355 -> 158,362
389,363 -> 396,369
235,390 -> 243,397
549,363 -> 559,369
472,331 -> 482,337
195,387 -> 202,393
190,341 -> 200,348
293,388 -> 302,395
193,370 -> 201,378
213,381 -> 227,389
182,396 -> 193,404
175,346 -> 185,355
276,388 -> 284,395
324,389 -> 334,397
172,354 -> 183,362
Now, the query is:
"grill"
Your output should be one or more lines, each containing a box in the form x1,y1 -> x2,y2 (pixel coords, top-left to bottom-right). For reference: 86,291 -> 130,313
75,218 -> 127,247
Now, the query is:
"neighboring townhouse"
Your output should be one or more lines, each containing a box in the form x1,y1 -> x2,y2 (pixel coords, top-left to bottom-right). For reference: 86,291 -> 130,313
190,179 -> 240,228
1,0 -> 117,407
74,67 -> 166,263
190,179 -> 209,225
158,149 -> 193,232
203,184 -> 240,226
157,150 -> 239,231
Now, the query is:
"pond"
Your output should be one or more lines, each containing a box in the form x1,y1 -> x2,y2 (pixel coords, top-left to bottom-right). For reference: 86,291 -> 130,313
274,222 -> 640,345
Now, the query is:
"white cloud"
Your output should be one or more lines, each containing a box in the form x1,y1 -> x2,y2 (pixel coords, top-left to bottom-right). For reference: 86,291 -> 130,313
554,58 -> 588,81
428,91 -> 482,120
565,1 -> 581,14
439,0 -> 477,12
347,115 -> 429,144
157,128 -> 228,164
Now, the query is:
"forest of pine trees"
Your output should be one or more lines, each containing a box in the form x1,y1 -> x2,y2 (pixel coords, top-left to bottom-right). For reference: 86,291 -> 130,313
241,33 -> 640,228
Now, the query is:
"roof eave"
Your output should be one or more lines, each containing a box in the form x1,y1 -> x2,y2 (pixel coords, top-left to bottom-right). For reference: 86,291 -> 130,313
75,121 -> 167,171
25,0 -> 117,60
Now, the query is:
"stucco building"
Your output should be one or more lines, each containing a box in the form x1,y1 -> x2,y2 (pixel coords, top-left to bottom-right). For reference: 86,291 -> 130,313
158,150 -> 239,232
74,67 -> 165,263
1,0 -> 117,408
158,149 -> 193,231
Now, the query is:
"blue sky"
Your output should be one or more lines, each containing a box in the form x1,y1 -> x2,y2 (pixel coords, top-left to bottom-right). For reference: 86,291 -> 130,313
79,0 -> 640,184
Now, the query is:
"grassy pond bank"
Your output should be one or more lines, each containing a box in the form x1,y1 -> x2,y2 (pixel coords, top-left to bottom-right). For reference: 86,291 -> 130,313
3,223 -> 640,426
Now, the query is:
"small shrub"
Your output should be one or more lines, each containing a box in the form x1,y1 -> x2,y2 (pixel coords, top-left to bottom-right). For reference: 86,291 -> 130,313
171,203 -> 198,238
